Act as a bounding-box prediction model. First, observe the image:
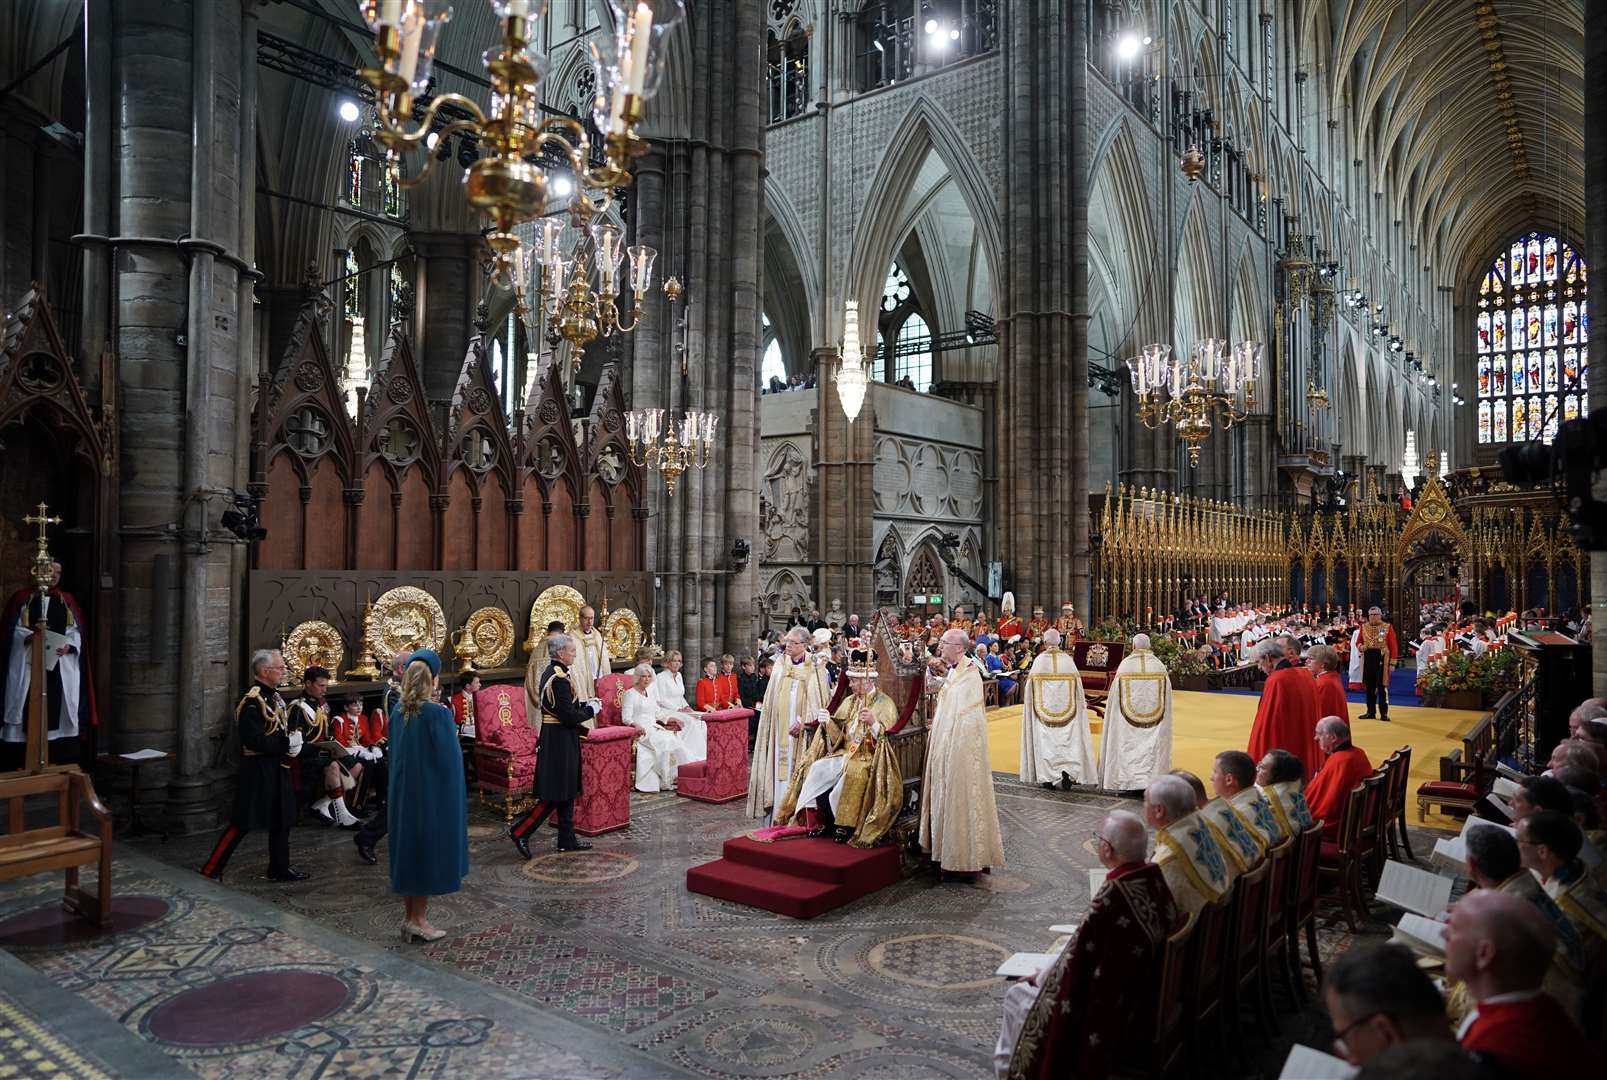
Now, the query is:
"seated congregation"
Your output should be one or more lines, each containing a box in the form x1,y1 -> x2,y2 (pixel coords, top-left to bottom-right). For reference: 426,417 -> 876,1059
991,712 -> 1607,1079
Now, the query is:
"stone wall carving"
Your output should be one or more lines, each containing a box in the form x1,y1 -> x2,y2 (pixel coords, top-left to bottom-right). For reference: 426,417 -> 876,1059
872,435 -> 984,522
760,440 -> 812,562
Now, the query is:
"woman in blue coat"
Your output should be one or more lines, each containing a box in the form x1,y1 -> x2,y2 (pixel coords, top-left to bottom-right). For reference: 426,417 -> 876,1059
387,649 -> 469,942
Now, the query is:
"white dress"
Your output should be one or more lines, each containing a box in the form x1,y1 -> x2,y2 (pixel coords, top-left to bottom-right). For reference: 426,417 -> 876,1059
650,670 -> 707,761
622,687 -> 690,792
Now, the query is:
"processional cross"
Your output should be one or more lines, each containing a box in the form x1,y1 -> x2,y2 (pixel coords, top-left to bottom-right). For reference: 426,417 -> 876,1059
17,502 -> 60,774
23,501 -> 61,589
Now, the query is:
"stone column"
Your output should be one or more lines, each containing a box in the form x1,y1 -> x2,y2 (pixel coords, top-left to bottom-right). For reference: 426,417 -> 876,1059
631,0 -> 763,660
87,1 -> 250,831
997,0 -> 1090,615
812,352 -> 875,615
410,231 -> 485,402
1588,0 -> 1606,691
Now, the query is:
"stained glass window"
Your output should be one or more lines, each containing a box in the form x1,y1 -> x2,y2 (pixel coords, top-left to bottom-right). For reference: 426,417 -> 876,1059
1474,231 -> 1588,445
895,313 -> 933,392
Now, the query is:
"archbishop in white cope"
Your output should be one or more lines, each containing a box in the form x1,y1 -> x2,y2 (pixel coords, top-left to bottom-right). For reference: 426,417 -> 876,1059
1097,634 -> 1173,792
621,664 -> 693,792
1018,629 -> 1095,789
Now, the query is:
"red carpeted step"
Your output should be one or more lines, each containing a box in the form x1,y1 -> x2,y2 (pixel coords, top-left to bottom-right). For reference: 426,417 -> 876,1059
685,860 -> 844,919
719,836 -> 900,888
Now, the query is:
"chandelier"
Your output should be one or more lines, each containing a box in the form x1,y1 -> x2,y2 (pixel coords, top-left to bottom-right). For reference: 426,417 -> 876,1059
836,301 -> 869,423
624,407 -> 717,495
516,211 -> 681,369
1126,339 -> 1261,466
355,0 -> 683,285
1401,430 -> 1419,488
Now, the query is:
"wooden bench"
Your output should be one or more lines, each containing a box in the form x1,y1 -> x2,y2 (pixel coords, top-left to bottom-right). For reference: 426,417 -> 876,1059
0,770 -> 114,925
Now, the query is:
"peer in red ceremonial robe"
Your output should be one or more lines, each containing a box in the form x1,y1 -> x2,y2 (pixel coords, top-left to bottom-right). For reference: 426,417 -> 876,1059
1001,861 -> 1183,1079
1247,654 -> 1321,781
1305,736 -> 1372,841
1306,648 -> 1349,772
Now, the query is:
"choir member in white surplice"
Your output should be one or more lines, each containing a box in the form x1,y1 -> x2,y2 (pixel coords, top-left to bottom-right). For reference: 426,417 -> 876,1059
621,664 -> 693,791
650,650 -> 707,761
1018,629 -> 1095,790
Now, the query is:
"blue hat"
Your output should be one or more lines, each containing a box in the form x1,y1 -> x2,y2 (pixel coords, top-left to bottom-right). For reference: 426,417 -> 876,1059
410,648 -> 442,677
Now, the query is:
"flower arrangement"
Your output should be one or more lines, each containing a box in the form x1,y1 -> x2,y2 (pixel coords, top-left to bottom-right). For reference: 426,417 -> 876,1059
1415,648 -> 1524,704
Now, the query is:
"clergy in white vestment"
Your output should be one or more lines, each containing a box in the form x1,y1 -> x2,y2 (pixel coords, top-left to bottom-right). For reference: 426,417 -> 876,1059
621,664 -> 693,791
920,629 -> 1006,875
748,627 -> 831,819
571,605 -> 612,701
1097,634 -> 1173,792
1018,628 -> 1095,789
1,562 -> 94,766
649,651 -> 707,761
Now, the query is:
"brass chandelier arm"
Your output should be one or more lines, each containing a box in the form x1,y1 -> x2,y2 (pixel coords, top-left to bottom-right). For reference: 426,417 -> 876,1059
391,117 -> 486,189
376,91 -> 489,151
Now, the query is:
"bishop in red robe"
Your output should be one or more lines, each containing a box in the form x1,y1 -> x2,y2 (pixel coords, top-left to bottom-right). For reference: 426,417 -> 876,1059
996,813 -> 1183,1079
1247,642 -> 1320,781
1305,718 -> 1373,840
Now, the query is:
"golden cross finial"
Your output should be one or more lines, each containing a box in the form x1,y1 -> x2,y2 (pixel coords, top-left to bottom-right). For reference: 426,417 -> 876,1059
23,502 -> 60,550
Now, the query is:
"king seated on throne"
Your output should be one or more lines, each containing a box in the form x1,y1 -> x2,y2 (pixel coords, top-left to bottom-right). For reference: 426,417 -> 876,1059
772,641 -> 902,847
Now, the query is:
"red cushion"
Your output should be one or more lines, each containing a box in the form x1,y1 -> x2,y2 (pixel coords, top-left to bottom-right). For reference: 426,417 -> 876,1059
1319,841 -> 1341,864
1417,781 -> 1476,798
677,761 -> 707,780
594,673 -> 632,727
584,724 -> 639,744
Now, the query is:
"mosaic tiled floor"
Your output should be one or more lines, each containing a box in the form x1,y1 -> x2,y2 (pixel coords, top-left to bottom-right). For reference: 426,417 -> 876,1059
0,779 -> 1446,1078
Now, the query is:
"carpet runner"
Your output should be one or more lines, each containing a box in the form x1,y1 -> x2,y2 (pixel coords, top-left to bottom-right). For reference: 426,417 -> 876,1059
686,835 -> 901,919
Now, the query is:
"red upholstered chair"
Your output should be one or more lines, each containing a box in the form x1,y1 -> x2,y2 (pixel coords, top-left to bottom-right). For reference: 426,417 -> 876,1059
1287,821 -> 1325,997
594,672 -> 632,726
572,724 -> 637,835
1070,640 -> 1126,693
677,708 -> 753,803
1317,781 -> 1370,932
473,684 -> 536,821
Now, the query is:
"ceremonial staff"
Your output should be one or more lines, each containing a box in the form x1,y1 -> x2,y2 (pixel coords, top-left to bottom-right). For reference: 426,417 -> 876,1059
21,502 -> 62,774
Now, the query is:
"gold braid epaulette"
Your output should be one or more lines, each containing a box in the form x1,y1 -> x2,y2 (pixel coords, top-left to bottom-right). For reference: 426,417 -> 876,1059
540,665 -> 573,713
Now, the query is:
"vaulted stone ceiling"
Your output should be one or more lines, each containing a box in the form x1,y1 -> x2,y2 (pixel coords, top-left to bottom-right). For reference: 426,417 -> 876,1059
1313,0 -> 1585,282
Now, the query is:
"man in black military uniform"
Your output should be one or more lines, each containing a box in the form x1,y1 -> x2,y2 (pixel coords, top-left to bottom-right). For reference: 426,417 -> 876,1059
200,649 -> 309,882
508,633 -> 600,857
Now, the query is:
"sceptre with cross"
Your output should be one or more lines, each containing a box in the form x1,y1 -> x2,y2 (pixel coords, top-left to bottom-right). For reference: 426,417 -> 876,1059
18,502 -> 61,773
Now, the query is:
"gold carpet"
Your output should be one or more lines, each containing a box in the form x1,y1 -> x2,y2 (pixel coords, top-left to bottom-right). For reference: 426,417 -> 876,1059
987,691 -> 1486,830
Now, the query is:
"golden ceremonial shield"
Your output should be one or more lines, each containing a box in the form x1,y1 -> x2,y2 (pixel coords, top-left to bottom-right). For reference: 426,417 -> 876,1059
524,585 -> 586,653
460,606 -> 516,668
603,606 -> 644,659
368,586 -> 447,659
282,621 -> 345,684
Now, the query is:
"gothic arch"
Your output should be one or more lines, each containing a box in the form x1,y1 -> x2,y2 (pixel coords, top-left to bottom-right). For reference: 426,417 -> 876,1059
1089,118 -> 1162,350
1172,193 -> 1218,358
763,175 -> 820,363
845,95 -> 1003,327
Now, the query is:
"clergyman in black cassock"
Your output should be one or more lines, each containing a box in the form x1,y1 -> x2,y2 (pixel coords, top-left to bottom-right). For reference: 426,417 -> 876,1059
508,637 -> 599,857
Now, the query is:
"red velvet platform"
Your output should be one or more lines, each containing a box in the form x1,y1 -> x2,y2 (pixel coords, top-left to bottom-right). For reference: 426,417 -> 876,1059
685,835 -> 901,919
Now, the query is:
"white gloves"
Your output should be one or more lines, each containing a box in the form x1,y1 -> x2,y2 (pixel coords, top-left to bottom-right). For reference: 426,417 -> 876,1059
587,699 -> 602,716
811,708 -> 830,725
355,745 -> 383,763
287,731 -> 304,757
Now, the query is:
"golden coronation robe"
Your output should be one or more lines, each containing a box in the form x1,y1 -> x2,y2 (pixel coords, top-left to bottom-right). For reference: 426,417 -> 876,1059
747,653 -> 830,819
919,657 -> 1006,872
775,689 -> 902,846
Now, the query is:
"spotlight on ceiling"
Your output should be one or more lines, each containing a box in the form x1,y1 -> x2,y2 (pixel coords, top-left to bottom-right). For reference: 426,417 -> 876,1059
872,37 -> 884,52
338,99 -> 361,124
949,27 -> 959,40
552,175 -> 574,198
924,18 -> 937,34
426,131 -> 439,149
1115,32 -> 1144,61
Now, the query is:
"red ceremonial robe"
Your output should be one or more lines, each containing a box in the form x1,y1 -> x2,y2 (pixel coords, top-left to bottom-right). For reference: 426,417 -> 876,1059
1460,993 -> 1595,1080
1304,744 -> 1373,840
1005,862 -> 1183,1079
1312,670 -> 1349,770
1248,665 -> 1321,782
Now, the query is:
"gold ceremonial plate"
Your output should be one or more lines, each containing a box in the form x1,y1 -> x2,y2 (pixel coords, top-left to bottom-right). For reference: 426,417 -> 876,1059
460,606 -> 516,668
603,606 -> 643,659
524,585 -> 586,652
369,586 -> 447,658
282,621 -> 345,685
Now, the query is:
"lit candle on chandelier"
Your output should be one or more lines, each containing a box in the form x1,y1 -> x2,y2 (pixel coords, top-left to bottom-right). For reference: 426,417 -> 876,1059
627,3 -> 654,95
